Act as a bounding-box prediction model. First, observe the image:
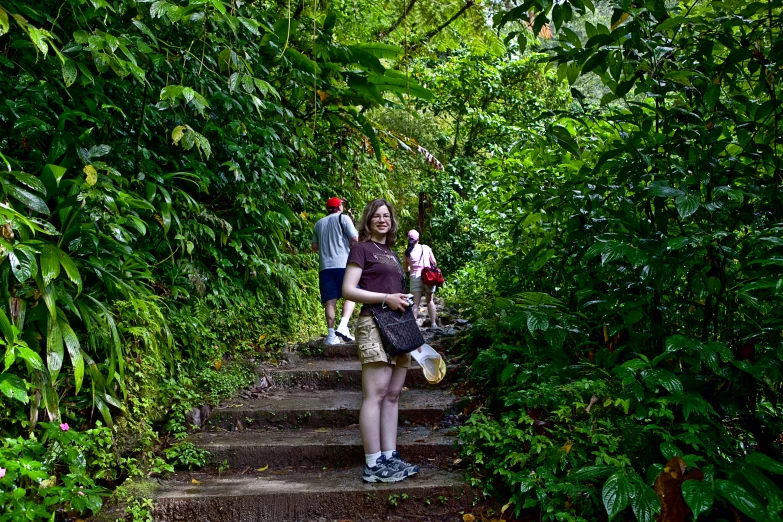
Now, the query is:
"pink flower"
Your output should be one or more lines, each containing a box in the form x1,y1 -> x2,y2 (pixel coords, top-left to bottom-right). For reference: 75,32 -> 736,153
0,468 -> 5,478
60,423 -> 69,431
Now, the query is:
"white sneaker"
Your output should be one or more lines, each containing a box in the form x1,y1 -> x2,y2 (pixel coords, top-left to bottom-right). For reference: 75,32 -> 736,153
325,333 -> 341,345
336,325 -> 355,342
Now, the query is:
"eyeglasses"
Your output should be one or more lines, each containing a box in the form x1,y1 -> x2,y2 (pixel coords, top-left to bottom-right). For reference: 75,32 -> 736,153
371,214 -> 391,221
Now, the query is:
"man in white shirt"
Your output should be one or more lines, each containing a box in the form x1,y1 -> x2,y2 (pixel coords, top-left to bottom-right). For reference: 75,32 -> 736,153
312,197 -> 359,344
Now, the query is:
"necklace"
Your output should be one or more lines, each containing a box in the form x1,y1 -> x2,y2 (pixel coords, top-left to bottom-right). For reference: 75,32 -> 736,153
371,240 -> 404,277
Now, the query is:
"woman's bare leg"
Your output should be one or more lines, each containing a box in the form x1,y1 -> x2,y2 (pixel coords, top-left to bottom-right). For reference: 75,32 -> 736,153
380,364 -> 408,451
425,291 -> 438,327
412,290 -> 424,320
359,362 -> 392,454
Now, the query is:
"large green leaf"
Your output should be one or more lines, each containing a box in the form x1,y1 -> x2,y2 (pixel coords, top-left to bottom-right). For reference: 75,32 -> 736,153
647,180 -> 683,198
675,193 -> 699,218
56,247 -> 82,294
40,244 -> 61,285
59,319 -> 84,394
10,171 -> 46,195
603,471 -> 632,520
0,373 -> 28,404
716,480 -> 767,521
631,480 -> 660,522
368,70 -> 433,100
15,344 -> 44,371
351,43 -> 401,59
9,249 -> 37,282
550,125 -> 581,158
1,179 -> 49,214
0,307 -> 15,343
47,316 -> 64,379
746,453 -> 783,475
682,479 -> 714,519
62,58 -> 77,87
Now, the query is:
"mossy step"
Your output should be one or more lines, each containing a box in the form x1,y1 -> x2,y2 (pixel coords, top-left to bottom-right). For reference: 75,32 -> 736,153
258,359 -> 456,389
152,468 -> 473,522
208,389 -> 457,430
191,426 -> 459,469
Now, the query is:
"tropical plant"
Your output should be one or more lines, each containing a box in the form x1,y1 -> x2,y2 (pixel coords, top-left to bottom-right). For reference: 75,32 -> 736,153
452,0 -> 783,519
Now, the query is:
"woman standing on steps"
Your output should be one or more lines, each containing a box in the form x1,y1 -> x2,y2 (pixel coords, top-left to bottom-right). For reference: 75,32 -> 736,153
342,198 -> 421,483
403,229 -> 439,329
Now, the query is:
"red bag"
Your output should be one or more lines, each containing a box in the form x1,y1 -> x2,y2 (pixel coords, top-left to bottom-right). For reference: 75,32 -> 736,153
421,266 -> 444,286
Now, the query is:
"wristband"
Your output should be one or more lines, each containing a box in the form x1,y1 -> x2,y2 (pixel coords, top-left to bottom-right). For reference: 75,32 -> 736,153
381,294 -> 388,308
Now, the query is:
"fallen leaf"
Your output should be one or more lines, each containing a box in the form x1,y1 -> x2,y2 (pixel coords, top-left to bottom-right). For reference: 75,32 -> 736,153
463,515 -> 476,522
452,458 -> 463,465
563,441 -> 573,454
214,359 -> 222,370
256,465 -> 269,472
501,502 -> 512,514
191,478 -> 201,485
654,456 -> 689,522
83,165 -> 98,186
314,428 -> 330,433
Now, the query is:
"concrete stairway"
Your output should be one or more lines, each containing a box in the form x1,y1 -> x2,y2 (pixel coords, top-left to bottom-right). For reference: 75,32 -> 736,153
151,335 -> 475,521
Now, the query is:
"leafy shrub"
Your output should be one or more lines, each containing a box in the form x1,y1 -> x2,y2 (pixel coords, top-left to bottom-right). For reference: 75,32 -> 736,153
198,362 -> 257,407
0,422 -> 106,520
164,442 -> 211,471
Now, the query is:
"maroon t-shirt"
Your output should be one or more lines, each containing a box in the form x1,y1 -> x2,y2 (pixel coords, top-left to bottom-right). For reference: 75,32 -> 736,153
346,241 -> 405,316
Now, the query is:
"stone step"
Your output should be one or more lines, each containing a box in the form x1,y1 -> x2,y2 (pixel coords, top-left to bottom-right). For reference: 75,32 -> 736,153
191,426 -> 459,469
152,468 -> 473,522
322,341 -> 359,359
208,389 -> 457,430
258,359 -> 455,389
308,337 -> 452,360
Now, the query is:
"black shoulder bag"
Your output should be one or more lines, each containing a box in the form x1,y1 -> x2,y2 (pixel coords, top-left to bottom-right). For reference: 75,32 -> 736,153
371,249 -> 425,357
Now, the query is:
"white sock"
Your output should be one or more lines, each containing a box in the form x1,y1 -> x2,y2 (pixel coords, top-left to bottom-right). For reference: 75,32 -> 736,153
365,451 -> 382,467
327,327 -> 335,336
338,316 -> 349,329
382,450 -> 395,459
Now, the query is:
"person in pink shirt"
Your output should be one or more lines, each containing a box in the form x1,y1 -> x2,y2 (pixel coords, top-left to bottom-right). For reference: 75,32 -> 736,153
403,230 -> 439,329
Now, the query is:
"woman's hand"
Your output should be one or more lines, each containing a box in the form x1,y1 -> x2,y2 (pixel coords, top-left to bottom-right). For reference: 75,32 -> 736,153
384,293 -> 410,311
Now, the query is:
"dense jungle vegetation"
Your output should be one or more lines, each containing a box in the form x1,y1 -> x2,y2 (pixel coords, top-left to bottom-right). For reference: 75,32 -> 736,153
0,0 -> 782,519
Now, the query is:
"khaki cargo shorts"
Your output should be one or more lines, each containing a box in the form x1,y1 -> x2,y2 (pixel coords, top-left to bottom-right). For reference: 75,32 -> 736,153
356,315 -> 411,368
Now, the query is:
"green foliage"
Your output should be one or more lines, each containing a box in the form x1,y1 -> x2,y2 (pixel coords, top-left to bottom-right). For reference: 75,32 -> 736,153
164,442 -> 210,471
440,0 -> 783,520
0,0 -> 438,516
0,422 -> 107,520
198,362 -> 257,407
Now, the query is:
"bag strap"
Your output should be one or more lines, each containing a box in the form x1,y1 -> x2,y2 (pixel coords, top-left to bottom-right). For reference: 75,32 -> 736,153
339,213 -> 354,248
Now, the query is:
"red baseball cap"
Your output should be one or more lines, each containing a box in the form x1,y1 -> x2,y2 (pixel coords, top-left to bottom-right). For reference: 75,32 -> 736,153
326,197 -> 343,210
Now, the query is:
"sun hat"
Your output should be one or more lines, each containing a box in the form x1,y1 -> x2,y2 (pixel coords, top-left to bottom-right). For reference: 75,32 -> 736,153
407,229 -> 420,240
410,344 -> 446,384
326,197 -> 343,210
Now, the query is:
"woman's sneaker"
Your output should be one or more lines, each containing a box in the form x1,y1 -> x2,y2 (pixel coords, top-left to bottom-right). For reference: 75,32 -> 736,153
388,451 -> 419,476
362,455 -> 408,483
336,324 -> 355,342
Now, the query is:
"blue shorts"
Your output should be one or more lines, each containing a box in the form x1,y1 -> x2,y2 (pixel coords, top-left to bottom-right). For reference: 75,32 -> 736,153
319,268 -> 346,303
